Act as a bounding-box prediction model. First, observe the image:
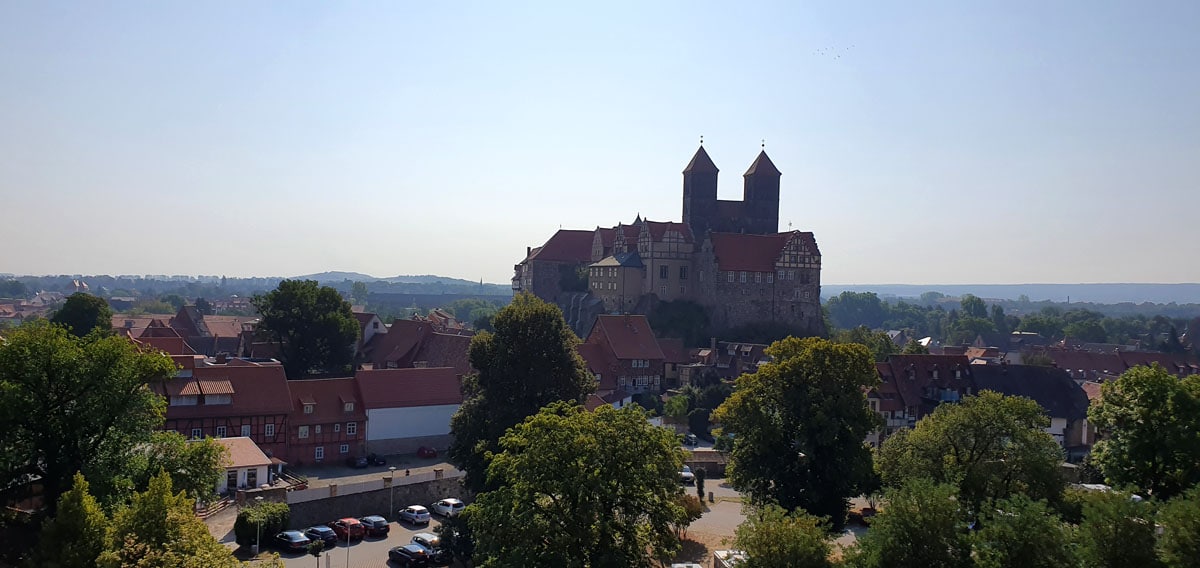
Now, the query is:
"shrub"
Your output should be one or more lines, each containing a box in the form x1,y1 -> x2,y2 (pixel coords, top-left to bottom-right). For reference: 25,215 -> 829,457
233,501 -> 290,546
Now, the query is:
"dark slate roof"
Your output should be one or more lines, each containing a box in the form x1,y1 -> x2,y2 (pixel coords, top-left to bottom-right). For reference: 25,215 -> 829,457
971,364 -> 1090,421
743,150 -> 781,176
591,252 -> 644,268
682,146 -> 719,174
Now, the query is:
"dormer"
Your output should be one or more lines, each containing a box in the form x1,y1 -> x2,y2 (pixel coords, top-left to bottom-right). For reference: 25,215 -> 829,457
906,364 -> 916,380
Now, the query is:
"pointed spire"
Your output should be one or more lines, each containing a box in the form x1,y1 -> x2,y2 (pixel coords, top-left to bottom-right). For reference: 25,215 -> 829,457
683,145 -> 719,174
744,150 -> 781,176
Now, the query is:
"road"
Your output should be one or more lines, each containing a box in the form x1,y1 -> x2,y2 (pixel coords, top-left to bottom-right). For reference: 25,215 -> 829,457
273,518 -> 448,568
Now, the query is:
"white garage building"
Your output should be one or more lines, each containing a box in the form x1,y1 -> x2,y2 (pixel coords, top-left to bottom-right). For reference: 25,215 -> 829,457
357,367 -> 463,455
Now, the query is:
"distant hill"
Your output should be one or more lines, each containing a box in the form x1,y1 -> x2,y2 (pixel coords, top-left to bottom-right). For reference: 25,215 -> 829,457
824,283 -> 1200,305
292,271 -> 381,282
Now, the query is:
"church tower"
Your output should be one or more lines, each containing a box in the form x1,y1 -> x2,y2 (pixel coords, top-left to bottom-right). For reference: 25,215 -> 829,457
742,150 -> 781,234
682,145 -> 719,237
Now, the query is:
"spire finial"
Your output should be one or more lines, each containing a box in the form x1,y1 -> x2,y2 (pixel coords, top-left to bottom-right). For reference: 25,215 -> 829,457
699,135 -> 704,146
761,139 -> 766,150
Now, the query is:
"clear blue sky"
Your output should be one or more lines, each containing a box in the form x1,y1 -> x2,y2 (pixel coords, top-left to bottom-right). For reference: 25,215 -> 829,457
2,1 -> 1197,284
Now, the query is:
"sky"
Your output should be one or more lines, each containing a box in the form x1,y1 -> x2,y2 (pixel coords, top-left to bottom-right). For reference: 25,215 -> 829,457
2,1 -> 1198,285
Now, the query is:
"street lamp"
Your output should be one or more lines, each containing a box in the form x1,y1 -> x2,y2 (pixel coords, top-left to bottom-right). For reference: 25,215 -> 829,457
389,466 -> 397,520
252,495 -> 264,556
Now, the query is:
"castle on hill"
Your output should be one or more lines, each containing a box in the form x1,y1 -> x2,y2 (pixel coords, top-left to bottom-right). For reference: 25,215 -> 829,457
513,145 -> 825,339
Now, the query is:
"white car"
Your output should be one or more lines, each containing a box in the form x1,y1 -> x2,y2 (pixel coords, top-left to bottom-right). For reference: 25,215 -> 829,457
679,465 -> 695,484
431,497 -> 466,517
398,505 -> 431,525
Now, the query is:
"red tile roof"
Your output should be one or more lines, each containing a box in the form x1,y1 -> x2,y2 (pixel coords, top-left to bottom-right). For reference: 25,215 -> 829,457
411,332 -> 473,376
356,367 -> 463,409
137,336 -> 197,356
215,437 -> 272,469
369,319 -> 429,367
596,227 -> 616,248
657,338 -> 691,364
643,220 -> 694,243
709,232 -> 792,272
1081,381 -> 1104,402
875,354 -> 974,418
589,315 -> 666,361
1044,350 -> 1125,380
286,377 -> 366,426
577,342 -> 619,392
1118,351 -> 1199,376
201,316 -> 256,338
526,230 -> 595,263
156,364 -> 294,420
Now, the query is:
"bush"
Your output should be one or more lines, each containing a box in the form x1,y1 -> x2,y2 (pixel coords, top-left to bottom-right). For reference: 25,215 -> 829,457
234,501 -> 290,546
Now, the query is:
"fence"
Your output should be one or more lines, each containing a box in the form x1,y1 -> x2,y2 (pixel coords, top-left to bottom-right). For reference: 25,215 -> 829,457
286,469 -> 463,505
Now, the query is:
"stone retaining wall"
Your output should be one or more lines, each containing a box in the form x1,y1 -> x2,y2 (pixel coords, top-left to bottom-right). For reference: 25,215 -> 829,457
285,476 -> 469,529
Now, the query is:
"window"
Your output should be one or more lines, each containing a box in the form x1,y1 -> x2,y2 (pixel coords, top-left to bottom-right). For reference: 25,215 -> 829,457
727,272 -> 734,283
346,422 -> 357,436
679,266 -> 688,280
241,424 -> 251,437
739,271 -> 747,283
226,470 -> 237,489
788,270 -> 795,280
344,401 -> 354,412
190,428 -> 202,439
660,285 -> 666,295
298,426 -> 309,439
215,426 -> 226,438
660,265 -> 669,279
265,423 -> 275,437
303,404 -> 314,414
205,394 -> 231,405
246,468 -> 257,487
315,425 -> 322,434
680,285 -> 686,294
334,423 -> 341,432
314,447 -> 324,460
339,444 -> 349,454
170,395 -> 198,406
767,274 -> 774,284
778,269 -> 785,280
372,321 -> 379,329
754,272 -> 762,284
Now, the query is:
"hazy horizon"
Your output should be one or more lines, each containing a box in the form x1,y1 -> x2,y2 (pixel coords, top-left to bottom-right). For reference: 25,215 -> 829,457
3,2 -> 1198,284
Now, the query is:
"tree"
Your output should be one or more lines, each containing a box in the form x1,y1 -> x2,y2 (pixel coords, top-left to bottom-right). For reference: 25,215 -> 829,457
695,466 -> 706,500
1074,490 -> 1160,568
26,473 -> 111,568
648,300 -> 711,347
0,279 -> 28,298
448,293 -> 595,493
971,495 -> 1075,568
468,403 -> 689,567
1157,485 -> 1200,568
350,281 -> 369,305
251,280 -> 359,378
901,340 -> 929,355
831,326 -> 897,362
1088,364 -> 1200,499
876,391 -> 1064,512
50,292 -> 113,337
193,297 -> 214,316
946,317 -> 996,345
825,291 -> 887,330
1064,320 -> 1108,343
733,504 -> 832,568
990,304 -> 1010,335
233,500 -> 290,547
0,322 -> 177,513
97,472 -> 239,568
160,294 -> 186,311
712,337 -> 880,529
136,433 -> 227,503
959,294 -> 988,319
844,480 -> 970,568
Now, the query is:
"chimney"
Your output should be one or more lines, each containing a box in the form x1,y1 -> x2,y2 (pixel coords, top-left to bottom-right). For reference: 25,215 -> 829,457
710,337 -> 717,351
215,353 -> 228,365
526,246 -> 532,257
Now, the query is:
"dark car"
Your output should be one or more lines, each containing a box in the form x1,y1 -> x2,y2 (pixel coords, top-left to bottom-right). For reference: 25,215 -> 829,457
412,532 -> 450,565
272,530 -> 310,552
368,453 -> 387,466
388,544 -> 430,567
328,517 -> 365,541
416,446 -> 438,459
346,456 -> 369,468
304,525 -> 338,548
359,515 -> 390,537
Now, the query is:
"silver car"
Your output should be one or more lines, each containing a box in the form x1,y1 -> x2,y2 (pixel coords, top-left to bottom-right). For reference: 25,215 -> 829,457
399,504 -> 431,525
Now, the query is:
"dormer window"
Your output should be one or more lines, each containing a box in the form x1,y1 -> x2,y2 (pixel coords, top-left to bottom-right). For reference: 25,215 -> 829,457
303,404 -> 314,414
344,401 -> 354,412
906,364 -> 916,380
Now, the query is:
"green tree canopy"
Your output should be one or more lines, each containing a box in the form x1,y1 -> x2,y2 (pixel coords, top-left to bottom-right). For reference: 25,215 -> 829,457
193,297 -> 213,316
26,473 -> 111,568
1157,485 -> 1200,568
971,494 -> 1076,568
350,281 -> 369,304
876,391 -> 1064,512
825,291 -> 887,330
448,293 -> 594,493
831,326 -> 897,362
51,292 -> 113,337
959,294 -> 988,319
733,504 -> 832,568
713,337 -> 880,529
901,340 -> 929,354
1088,364 -> 1200,499
0,322 -> 176,513
251,279 -> 359,378
468,402 -> 688,567
1074,490 -> 1160,568
844,480 -> 970,568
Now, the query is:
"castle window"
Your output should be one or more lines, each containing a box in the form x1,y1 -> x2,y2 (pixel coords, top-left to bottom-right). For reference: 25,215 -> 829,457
727,272 -> 734,283
660,265 -> 669,279
680,285 -> 686,294
788,270 -> 796,280
660,285 -> 667,295
739,271 -> 747,283
767,274 -> 774,284
679,266 -> 688,280
778,269 -> 785,280
754,273 -> 762,284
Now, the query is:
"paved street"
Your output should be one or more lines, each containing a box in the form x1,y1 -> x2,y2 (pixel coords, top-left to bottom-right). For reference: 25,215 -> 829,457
273,518 -> 447,568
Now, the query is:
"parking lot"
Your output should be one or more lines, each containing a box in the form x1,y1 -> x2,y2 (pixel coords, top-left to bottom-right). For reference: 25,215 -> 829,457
273,517 -> 450,568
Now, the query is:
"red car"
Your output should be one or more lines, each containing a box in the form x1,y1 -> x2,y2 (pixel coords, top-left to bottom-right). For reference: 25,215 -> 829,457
417,446 -> 438,458
328,518 -> 365,541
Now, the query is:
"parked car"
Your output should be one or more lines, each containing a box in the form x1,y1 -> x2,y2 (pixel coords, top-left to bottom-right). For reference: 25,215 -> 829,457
416,446 -> 438,458
399,505 -> 431,525
367,453 -> 387,466
346,456 -> 369,468
683,433 -> 698,446
359,515 -> 390,537
412,532 -> 451,565
430,498 -> 465,517
328,517 -> 365,541
388,544 -> 430,567
272,530 -> 310,552
679,465 -> 695,484
304,525 -> 338,548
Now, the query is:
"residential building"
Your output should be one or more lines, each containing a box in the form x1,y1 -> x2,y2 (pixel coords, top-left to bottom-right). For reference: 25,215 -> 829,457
214,437 -> 272,494
866,354 -> 976,447
285,377 -> 367,465
357,367 -> 463,455
972,364 -> 1094,459
580,314 -> 666,395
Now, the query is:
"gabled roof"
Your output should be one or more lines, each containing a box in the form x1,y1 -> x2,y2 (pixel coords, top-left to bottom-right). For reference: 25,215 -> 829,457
1118,351 -> 1199,376
683,145 -> 719,174
356,367 -> 462,409
369,319 -> 430,367
410,332 -> 473,376
590,315 -> 666,361
525,230 -> 595,263
972,364 -> 1090,421
591,252 -> 644,268
643,220 -> 695,243
595,227 -> 617,248
743,150 -> 781,176
708,232 -> 792,272
876,354 -> 974,416
157,364 -> 294,419
577,343 -> 619,392
658,338 -> 691,364
1044,350 -> 1125,380
137,336 -> 197,356
214,437 -> 272,469
286,377 -> 366,426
